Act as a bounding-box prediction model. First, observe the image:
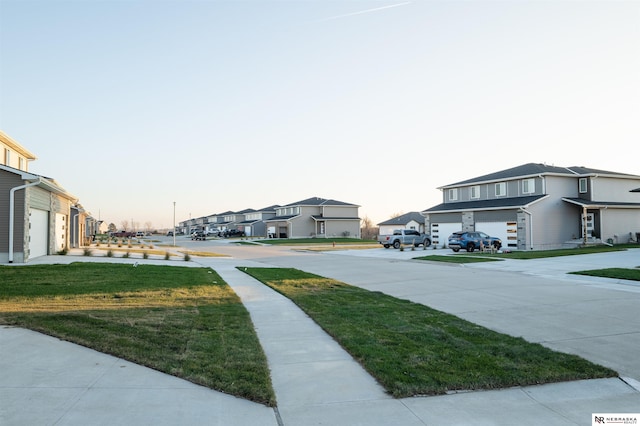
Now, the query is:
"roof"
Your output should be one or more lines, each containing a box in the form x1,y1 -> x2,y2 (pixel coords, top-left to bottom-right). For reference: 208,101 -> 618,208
377,212 -> 425,226
441,163 -> 640,188
0,130 -> 37,160
282,196 -> 358,207
0,164 -> 77,201
562,198 -> 640,209
423,195 -> 548,213
264,215 -> 298,221
311,215 -> 360,221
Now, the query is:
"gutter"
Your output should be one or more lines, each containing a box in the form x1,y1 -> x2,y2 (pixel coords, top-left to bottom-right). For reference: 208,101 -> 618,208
9,179 -> 42,263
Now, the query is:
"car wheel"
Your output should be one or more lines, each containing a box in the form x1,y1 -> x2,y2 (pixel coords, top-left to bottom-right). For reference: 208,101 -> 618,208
393,240 -> 401,249
452,248 -> 460,252
466,243 -> 475,252
383,244 -> 390,249
423,238 -> 431,248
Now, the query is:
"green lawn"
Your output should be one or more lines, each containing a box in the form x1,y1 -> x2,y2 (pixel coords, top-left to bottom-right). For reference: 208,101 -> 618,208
571,267 -> 640,281
240,267 -> 617,397
0,263 -> 276,406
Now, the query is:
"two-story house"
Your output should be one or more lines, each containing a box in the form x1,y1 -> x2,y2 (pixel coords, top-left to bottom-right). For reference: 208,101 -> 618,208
264,197 -> 361,238
236,205 -> 278,237
422,163 -> 640,250
1,131 -> 79,262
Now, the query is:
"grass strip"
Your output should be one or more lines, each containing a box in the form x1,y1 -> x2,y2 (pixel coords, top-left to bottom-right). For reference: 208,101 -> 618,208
414,255 -> 503,264
0,263 -> 275,406
240,267 -> 616,397
571,267 -> 640,281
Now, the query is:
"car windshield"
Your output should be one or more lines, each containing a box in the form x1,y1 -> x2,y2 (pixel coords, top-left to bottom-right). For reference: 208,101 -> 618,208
478,232 -> 489,238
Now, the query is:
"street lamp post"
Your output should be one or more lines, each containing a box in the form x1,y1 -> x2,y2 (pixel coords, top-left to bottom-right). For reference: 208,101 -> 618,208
173,201 -> 176,247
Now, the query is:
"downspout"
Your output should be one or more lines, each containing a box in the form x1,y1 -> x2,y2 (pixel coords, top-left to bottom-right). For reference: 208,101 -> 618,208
72,213 -> 79,248
521,208 -> 533,250
9,180 -> 42,263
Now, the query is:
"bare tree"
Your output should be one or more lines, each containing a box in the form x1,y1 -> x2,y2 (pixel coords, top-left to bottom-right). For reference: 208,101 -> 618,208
120,220 -> 129,231
360,215 -> 379,240
144,221 -> 153,233
108,223 -> 117,233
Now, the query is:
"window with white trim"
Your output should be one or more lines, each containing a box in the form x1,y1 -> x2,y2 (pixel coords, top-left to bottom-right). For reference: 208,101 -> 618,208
470,185 -> 480,199
495,182 -> 506,197
522,178 -> 535,194
579,178 -> 588,193
449,188 -> 458,201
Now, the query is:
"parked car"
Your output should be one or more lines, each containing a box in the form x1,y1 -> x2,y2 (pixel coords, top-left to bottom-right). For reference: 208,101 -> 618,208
191,230 -> 206,240
135,231 -> 145,238
448,231 -> 502,252
223,229 -> 245,238
378,229 -> 431,249
166,231 -> 174,236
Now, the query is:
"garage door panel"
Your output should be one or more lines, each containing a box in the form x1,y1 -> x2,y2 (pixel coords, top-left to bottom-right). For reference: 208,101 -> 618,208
430,223 -> 462,248
476,221 -> 518,249
29,209 -> 48,258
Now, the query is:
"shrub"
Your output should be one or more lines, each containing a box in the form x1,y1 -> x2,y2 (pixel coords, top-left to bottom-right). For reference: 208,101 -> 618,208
184,253 -> 191,262
106,250 -> 114,258
143,252 -> 149,259
165,251 -> 171,260
83,248 -> 92,256
123,251 -> 130,258
57,247 -> 68,255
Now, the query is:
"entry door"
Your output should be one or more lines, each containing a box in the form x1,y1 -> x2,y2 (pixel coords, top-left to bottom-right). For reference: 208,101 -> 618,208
55,213 -> 67,252
582,213 -> 594,238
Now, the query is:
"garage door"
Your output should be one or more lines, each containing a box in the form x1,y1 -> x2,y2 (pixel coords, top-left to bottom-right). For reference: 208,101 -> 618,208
29,209 -> 49,259
476,221 -> 518,249
430,223 -> 462,248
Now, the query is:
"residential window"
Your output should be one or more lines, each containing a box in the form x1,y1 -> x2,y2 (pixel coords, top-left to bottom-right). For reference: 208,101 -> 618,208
495,182 -> 506,197
449,188 -> 458,201
19,157 -> 25,170
579,178 -> 588,193
522,178 -> 535,194
470,185 -> 480,199
4,148 -> 9,165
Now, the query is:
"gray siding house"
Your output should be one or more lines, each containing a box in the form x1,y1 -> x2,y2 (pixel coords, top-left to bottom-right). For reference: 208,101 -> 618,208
264,197 -> 360,238
378,212 -> 426,235
423,163 -> 640,250
1,165 -> 77,262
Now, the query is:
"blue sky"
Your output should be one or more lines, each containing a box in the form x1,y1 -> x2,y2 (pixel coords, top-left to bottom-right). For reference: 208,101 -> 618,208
1,0 -> 638,230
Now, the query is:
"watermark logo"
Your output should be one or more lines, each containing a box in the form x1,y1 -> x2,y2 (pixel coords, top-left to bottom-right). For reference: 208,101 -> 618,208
593,414 -> 639,425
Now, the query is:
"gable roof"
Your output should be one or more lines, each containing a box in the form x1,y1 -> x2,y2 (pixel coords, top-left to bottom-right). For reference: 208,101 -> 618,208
423,195 -> 548,213
282,196 -> 358,207
377,212 -> 425,226
0,164 -> 77,201
0,130 -> 37,160
441,163 -> 639,188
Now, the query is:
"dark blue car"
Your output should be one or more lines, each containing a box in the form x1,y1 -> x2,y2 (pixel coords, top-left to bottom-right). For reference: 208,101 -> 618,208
448,231 -> 502,252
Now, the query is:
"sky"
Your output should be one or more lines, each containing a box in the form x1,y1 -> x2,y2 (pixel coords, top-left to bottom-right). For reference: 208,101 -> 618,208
1,0 -> 639,230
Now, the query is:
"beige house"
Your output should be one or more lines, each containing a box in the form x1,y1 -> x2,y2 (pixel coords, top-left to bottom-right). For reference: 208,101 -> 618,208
265,197 -> 360,238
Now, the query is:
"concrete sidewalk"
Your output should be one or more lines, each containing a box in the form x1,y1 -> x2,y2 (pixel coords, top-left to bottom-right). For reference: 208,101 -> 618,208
2,250 -> 639,425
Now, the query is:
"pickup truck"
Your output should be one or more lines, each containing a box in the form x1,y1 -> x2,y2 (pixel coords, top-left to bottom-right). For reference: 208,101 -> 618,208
378,229 -> 431,249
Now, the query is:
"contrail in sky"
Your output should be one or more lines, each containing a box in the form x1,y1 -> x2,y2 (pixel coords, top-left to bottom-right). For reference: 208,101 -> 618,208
318,2 -> 412,22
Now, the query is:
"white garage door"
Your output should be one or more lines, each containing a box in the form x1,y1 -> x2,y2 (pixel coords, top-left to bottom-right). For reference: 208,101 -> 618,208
29,209 -> 49,259
476,221 -> 518,249
430,223 -> 462,248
